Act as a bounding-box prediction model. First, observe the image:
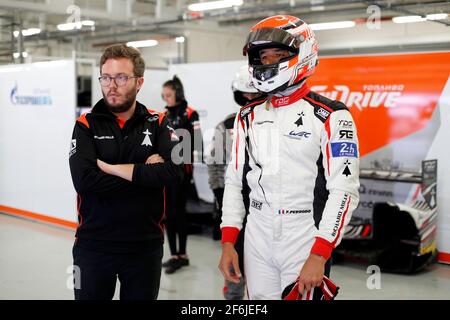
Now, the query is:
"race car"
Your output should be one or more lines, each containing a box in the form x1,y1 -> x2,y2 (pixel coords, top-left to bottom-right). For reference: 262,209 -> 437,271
333,160 -> 438,273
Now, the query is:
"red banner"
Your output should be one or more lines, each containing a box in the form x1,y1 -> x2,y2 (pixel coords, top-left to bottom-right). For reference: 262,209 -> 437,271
308,52 -> 450,156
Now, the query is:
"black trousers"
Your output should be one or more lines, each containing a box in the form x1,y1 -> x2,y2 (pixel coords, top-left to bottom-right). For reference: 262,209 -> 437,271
72,244 -> 163,300
165,173 -> 191,256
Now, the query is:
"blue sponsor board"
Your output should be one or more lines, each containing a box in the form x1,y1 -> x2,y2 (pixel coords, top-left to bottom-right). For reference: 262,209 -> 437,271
331,142 -> 358,158
10,83 -> 52,106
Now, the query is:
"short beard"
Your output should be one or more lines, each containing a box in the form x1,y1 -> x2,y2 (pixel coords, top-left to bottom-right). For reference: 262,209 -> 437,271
103,90 -> 137,114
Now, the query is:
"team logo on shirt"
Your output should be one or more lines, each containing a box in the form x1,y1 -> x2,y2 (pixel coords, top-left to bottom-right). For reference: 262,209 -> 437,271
338,120 -> 353,128
94,135 -> 114,140
142,129 -> 153,146
339,130 -> 354,140
315,107 -> 330,120
284,131 -> 311,140
342,159 -> 352,177
273,96 -> 290,106
147,115 -> 159,122
69,139 -> 76,157
295,112 -> 304,126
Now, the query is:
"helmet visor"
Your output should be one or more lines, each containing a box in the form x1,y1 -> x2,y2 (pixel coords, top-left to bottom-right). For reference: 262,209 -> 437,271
243,27 -> 302,55
253,64 -> 279,82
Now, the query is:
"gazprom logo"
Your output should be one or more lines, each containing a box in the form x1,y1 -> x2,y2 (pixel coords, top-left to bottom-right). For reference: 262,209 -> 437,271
10,83 -> 53,106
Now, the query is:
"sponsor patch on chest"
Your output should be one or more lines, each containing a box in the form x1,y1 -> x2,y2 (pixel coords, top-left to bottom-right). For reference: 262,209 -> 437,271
94,135 -> 115,140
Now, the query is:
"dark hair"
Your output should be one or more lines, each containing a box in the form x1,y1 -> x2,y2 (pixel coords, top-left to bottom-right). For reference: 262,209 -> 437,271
163,75 -> 185,102
100,44 -> 145,77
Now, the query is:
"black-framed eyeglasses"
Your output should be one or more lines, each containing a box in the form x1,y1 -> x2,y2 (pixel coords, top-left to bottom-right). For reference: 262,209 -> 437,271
98,74 -> 139,87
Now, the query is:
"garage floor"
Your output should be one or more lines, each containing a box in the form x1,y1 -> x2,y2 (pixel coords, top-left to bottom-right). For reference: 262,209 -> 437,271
1,213 -> 449,300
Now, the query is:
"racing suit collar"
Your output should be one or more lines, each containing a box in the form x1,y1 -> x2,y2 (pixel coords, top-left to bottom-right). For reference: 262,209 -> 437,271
271,82 -> 310,108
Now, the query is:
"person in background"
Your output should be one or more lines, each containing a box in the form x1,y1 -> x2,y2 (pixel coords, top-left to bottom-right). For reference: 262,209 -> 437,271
69,44 -> 183,300
219,15 -> 360,300
207,65 -> 261,300
161,75 -> 203,274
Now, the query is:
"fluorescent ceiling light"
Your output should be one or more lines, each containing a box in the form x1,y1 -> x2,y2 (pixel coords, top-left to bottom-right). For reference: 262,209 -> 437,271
392,15 -> 426,23
188,0 -> 243,12
310,6 -> 325,11
310,21 -> 356,31
126,40 -> 159,48
82,20 -> 95,26
57,22 -> 82,31
13,28 -> 41,37
310,0 -> 325,11
57,20 -> 95,31
175,36 -> 185,43
426,13 -> 448,20
13,52 -> 28,58
23,28 -> 41,36
393,14 -> 448,23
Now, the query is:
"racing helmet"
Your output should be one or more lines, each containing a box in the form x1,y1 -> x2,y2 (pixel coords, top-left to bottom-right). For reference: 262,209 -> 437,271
231,65 -> 259,107
243,15 -> 318,93
281,275 -> 339,300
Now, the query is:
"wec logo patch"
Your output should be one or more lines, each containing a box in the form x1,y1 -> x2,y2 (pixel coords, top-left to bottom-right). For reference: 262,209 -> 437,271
285,131 -> 311,140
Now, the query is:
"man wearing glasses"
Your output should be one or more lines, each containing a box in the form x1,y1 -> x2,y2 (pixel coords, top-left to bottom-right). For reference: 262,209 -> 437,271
69,44 -> 183,300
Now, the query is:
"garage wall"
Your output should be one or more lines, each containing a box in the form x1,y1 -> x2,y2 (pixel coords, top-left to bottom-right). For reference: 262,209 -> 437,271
0,60 -> 77,224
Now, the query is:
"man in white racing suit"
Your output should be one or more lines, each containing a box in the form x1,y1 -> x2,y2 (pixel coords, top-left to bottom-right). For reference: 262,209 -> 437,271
218,14 -> 360,300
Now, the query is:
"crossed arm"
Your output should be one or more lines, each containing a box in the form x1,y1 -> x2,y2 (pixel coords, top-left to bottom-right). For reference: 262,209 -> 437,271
69,116 -> 182,194
97,154 -> 164,181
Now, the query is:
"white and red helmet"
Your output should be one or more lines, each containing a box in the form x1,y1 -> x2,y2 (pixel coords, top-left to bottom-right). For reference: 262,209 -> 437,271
281,275 -> 339,300
231,65 -> 259,106
243,15 -> 318,93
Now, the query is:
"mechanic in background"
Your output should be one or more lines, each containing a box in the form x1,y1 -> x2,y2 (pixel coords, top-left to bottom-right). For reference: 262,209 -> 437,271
161,75 -> 203,274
